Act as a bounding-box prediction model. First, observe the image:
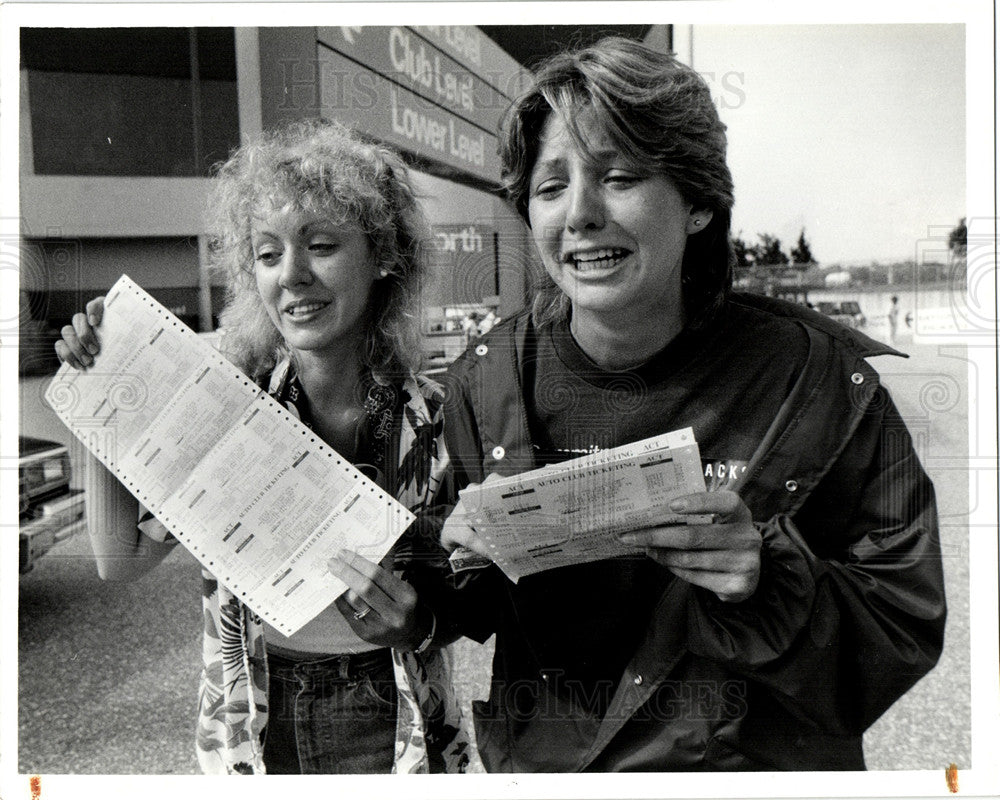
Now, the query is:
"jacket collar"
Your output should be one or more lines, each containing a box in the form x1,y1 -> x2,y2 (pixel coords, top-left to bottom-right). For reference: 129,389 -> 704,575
729,293 -> 907,359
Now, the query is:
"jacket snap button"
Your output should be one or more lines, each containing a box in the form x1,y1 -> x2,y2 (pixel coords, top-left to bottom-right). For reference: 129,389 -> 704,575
851,372 -> 864,384
785,479 -> 799,492
633,674 -> 643,686
475,344 -> 488,356
492,446 -> 505,461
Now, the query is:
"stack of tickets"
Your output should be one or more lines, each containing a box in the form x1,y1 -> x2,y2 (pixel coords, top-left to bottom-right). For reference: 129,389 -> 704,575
450,427 -> 710,582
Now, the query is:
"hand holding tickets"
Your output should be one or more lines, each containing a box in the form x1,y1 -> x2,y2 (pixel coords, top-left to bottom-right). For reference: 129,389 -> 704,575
45,275 -> 415,635
447,428 -> 734,583
618,489 -> 761,603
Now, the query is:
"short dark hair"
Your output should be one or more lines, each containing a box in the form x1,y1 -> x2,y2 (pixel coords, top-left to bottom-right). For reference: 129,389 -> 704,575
499,37 -> 735,327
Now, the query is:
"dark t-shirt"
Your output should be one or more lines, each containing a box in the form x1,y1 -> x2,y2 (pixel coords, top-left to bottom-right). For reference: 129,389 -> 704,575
510,301 -> 810,716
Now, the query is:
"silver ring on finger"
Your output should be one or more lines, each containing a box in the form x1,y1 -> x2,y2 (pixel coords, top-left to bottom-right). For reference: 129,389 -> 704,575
352,604 -> 372,621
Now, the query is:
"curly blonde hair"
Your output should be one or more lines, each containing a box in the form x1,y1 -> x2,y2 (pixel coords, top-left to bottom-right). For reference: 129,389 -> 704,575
209,118 -> 428,381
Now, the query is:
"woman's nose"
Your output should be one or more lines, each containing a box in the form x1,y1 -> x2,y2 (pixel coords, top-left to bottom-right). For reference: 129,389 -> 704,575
565,181 -> 605,232
278,248 -> 313,288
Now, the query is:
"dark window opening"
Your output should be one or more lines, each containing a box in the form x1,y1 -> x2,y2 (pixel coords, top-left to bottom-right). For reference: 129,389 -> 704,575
22,27 -> 240,177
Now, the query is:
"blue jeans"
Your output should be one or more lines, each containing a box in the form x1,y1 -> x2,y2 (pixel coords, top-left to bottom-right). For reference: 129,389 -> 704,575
263,648 -> 398,774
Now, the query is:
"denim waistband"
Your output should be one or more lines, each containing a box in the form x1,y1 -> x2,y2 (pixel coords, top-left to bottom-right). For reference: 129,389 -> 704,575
266,647 -> 392,681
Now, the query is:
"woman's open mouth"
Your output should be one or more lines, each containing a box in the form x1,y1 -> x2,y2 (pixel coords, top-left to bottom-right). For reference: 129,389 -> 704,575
283,300 -> 331,320
564,248 -> 632,273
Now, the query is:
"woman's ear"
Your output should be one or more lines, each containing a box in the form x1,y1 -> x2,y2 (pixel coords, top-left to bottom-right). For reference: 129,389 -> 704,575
686,209 -> 714,235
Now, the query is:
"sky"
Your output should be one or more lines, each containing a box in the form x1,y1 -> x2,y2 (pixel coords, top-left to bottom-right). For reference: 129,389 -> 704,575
691,24 -> 967,267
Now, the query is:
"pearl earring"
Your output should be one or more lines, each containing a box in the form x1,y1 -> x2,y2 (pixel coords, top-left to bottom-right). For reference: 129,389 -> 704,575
379,269 -> 389,278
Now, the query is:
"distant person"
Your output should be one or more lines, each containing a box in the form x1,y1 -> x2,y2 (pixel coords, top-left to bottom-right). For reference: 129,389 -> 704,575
888,294 -> 900,342
461,311 -> 482,344
439,37 -> 945,772
55,119 -> 467,775
477,308 -> 500,336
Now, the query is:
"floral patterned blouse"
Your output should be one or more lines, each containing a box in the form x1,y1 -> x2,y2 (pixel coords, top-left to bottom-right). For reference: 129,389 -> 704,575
139,358 -> 470,774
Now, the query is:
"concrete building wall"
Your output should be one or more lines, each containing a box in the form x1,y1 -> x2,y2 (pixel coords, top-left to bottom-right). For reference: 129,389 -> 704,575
19,25 -> 537,343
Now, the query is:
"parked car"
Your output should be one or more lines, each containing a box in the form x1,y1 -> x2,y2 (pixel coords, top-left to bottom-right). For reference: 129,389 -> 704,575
18,436 -> 86,573
837,300 -> 867,328
815,300 -> 866,329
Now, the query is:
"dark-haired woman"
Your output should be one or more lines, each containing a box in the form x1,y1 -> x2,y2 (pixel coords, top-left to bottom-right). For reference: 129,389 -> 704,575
440,37 -> 945,773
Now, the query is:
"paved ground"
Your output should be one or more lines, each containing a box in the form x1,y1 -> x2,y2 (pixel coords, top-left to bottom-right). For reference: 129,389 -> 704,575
15,338 -> 977,774
18,540 -> 203,774
852,341 -> 973,770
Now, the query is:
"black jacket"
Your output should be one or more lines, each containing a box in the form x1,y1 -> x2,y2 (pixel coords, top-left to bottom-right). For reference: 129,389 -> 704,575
441,294 -> 946,771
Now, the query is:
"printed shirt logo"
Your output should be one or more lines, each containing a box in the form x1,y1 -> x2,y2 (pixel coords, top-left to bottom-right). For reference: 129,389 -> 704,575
702,459 -> 749,491
535,446 -> 749,492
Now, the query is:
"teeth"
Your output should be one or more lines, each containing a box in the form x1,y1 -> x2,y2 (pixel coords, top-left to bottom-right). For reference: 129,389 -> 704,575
567,248 -> 628,272
286,302 -> 328,315
575,249 -> 619,262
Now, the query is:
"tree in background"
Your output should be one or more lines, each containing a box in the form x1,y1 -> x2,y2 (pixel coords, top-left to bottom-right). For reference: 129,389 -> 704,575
755,233 -> 789,266
948,217 -> 967,261
790,228 -> 815,266
730,232 -> 755,270
947,217 -> 968,285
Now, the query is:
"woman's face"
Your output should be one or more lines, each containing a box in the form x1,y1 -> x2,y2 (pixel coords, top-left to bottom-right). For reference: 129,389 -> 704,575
251,206 -> 379,358
527,109 -> 707,325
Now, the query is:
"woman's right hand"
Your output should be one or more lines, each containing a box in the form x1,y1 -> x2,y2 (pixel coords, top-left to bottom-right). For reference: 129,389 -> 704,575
440,476 -> 504,559
54,297 -> 106,369
440,496 -> 488,556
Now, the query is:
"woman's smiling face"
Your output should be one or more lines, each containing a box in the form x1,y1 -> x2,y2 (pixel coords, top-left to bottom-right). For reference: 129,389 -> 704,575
527,108 -> 707,326
252,206 -> 379,358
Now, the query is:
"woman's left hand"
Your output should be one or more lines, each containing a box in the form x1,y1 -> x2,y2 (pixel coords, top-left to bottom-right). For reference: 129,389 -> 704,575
329,550 -> 432,651
618,490 -> 762,603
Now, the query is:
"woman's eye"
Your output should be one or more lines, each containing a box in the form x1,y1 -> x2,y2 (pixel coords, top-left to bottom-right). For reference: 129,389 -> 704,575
606,172 -> 641,187
255,250 -> 281,266
309,242 -> 338,255
532,180 -> 565,198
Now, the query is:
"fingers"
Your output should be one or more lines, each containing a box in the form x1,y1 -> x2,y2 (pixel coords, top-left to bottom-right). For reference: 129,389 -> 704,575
618,521 -> 761,601
441,522 -> 491,558
328,550 -> 416,624
668,490 -> 750,522
332,592 -> 381,642
73,311 -> 101,360
55,302 -> 104,370
334,592 -> 373,623
616,490 -> 762,603
661,565 -> 759,604
642,544 -> 760,576
617,491 -> 751,546
85,296 -> 106,327
440,497 -> 468,552
54,338 -> 81,370
441,496 -> 492,557
55,314 -> 96,369
329,550 -> 427,649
